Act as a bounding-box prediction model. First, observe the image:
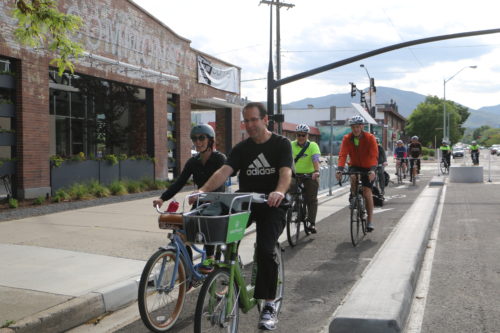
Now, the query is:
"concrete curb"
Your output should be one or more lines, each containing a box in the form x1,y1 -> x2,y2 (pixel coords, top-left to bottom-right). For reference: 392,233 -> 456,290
329,184 -> 444,333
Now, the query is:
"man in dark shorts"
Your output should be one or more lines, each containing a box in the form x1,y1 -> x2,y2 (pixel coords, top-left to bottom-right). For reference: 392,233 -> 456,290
335,115 -> 378,231
193,102 -> 293,331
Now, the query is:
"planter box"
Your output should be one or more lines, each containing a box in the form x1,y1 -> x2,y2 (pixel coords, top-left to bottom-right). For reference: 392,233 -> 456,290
0,74 -> 15,89
51,160 -> 99,194
119,159 -> 154,181
0,132 -> 15,146
99,161 -> 119,185
0,161 -> 16,176
0,103 -> 15,117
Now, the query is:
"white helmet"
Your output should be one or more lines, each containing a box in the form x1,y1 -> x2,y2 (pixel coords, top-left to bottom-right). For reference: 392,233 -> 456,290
348,115 -> 365,125
397,139 -> 403,144
295,124 -> 310,133
472,140 -> 477,144
411,136 -> 419,141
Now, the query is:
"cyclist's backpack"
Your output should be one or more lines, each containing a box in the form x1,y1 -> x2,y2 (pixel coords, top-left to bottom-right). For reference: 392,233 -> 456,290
372,186 -> 384,207
384,171 -> 390,187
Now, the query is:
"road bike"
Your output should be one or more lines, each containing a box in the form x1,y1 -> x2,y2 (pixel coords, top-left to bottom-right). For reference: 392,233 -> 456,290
440,156 -> 450,175
286,174 -> 314,247
137,203 -> 210,332
339,171 -> 368,247
409,157 -> 420,186
190,192 -> 285,333
395,158 -> 406,184
471,151 -> 479,165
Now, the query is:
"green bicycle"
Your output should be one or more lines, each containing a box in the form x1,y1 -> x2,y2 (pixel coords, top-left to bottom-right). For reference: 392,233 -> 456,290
186,192 -> 285,333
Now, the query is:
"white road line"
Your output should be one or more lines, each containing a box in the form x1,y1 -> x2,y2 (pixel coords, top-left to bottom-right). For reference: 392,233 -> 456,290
373,208 -> 394,214
405,184 -> 447,332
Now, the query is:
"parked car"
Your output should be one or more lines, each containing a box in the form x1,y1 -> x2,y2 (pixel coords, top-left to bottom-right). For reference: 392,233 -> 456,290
452,147 -> 464,158
490,144 -> 500,154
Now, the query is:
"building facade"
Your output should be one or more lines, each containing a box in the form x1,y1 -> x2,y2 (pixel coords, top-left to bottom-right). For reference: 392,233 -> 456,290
0,0 -> 243,198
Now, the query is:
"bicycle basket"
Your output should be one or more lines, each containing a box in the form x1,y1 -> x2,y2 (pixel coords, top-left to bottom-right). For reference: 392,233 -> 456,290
183,202 -> 250,244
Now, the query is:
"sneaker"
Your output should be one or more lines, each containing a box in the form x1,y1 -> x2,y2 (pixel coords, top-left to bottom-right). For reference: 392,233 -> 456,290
197,258 -> 214,274
258,304 -> 278,330
366,222 -> 374,232
308,225 -> 317,234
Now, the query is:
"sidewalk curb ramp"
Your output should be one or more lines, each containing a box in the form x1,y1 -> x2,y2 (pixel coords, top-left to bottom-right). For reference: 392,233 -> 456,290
329,181 -> 444,333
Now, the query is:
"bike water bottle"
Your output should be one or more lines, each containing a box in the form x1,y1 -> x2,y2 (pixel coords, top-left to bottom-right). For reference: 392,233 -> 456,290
166,199 -> 179,212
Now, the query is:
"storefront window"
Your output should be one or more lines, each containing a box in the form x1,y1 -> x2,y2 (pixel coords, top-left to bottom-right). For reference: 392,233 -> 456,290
49,71 -> 148,158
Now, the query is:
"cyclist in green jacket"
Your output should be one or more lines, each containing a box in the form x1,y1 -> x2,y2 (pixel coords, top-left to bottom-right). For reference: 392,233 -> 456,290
440,140 -> 451,167
470,140 -> 480,165
291,124 -> 321,233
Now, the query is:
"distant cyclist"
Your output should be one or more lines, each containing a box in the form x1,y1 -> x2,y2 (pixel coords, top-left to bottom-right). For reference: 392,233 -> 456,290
394,140 -> 408,178
408,136 -> 423,174
336,115 -> 378,232
440,140 -> 451,168
153,124 -> 226,274
291,124 -> 321,234
470,140 -> 480,165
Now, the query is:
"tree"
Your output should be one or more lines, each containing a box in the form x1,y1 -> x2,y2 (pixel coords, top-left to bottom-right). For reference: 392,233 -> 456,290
405,96 -> 470,146
12,0 -> 84,75
473,125 -> 491,140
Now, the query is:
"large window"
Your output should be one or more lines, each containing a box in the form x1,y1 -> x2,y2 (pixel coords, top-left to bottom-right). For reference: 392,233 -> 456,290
49,70 -> 148,158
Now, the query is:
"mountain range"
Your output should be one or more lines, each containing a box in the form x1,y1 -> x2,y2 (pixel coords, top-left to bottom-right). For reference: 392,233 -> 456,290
283,86 -> 500,128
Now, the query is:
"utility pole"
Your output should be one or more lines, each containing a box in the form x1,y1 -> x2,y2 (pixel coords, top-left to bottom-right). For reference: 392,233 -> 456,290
260,0 -> 294,134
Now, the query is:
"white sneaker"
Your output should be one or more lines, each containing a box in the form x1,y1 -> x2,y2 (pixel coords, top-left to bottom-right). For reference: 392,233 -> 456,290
258,304 -> 278,330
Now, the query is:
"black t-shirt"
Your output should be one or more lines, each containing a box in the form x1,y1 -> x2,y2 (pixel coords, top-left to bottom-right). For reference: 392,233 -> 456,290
226,133 -> 293,194
408,142 -> 423,158
160,150 -> 226,201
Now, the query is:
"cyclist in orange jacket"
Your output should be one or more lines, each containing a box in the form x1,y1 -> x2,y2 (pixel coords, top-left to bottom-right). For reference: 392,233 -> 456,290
335,115 -> 378,231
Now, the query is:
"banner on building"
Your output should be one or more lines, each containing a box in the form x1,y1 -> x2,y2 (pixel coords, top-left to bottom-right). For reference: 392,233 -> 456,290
197,55 -> 239,94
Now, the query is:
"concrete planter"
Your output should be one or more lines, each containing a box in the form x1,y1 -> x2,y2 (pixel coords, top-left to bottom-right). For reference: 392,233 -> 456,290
0,160 -> 16,176
0,74 -> 15,89
0,103 -> 15,117
99,161 -> 119,185
0,132 -> 15,146
51,160 -> 100,194
119,159 -> 154,181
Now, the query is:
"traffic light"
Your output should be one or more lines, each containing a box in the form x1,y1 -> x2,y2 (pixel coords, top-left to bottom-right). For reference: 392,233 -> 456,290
360,91 -> 366,104
350,82 -> 357,97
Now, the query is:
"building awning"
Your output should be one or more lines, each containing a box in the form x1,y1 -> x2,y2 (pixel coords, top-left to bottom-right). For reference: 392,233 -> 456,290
351,103 -> 378,125
191,97 -> 244,109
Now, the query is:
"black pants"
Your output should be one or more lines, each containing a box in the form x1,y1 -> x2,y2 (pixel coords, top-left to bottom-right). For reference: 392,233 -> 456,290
297,175 -> 319,225
247,203 -> 286,300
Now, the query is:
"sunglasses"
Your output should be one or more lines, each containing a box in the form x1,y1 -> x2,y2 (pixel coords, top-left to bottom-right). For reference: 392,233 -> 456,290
297,133 -> 307,137
191,135 -> 207,142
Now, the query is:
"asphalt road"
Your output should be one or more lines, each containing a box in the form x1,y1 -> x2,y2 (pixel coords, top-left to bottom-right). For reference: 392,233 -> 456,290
107,168 -> 433,333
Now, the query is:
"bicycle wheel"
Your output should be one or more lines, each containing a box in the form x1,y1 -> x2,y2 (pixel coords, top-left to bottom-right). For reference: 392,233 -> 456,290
397,164 -> 402,184
138,249 -> 187,332
286,195 -> 300,247
194,268 -> 239,333
350,195 -> 362,246
412,166 -> 417,186
440,161 -> 447,175
359,195 -> 367,235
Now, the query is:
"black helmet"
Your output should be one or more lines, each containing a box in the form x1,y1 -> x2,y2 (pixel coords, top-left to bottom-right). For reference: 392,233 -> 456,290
191,124 -> 215,138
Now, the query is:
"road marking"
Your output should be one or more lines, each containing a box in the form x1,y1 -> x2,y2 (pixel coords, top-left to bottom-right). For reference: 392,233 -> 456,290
373,208 -> 394,214
384,194 -> 407,200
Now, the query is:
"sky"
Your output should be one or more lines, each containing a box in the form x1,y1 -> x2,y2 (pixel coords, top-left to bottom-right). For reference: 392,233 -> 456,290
133,0 -> 500,110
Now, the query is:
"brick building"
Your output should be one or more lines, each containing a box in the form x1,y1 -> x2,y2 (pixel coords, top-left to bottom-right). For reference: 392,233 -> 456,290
0,0 -> 243,198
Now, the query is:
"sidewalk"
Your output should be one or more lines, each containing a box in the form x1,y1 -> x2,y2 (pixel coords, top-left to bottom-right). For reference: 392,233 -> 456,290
0,185 -> 349,333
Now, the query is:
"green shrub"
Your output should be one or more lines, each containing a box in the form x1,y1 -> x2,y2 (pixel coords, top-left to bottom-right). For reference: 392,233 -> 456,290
8,198 -> 18,208
103,154 -> 118,165
88,181 -> 110,198
33,196 -> 45,205
125,180 -> 143,193
109,181 -> 128,196
422,147 -> 435,157
68,183 -> 93,200
423,156 -> 429,160
53,189 -> 71,202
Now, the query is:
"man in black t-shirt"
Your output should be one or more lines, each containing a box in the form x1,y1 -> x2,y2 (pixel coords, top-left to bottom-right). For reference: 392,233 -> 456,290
194,102 -> 293,331
408,135 -> 423,174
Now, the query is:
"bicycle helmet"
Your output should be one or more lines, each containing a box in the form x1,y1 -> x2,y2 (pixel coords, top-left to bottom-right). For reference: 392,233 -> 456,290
348,115 -> 365,125
411,136 -> 419,141
397,139 -> 403,144
471,140 -> 477,144
191,123 -> 215,138
295,124 -> 310,133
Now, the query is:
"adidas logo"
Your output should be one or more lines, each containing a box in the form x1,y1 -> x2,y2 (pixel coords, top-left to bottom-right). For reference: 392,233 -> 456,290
246,153 -> 276,176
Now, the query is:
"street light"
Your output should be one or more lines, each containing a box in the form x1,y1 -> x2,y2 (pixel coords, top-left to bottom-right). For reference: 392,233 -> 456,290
443,65 -> 477,142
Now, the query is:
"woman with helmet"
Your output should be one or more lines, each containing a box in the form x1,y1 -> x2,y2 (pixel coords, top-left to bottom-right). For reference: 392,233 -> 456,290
408,135 -> 422,176
335,115 -> 378,232
291,123 -> 321,233
394,139 -> 408,179
153,123 -> 226,273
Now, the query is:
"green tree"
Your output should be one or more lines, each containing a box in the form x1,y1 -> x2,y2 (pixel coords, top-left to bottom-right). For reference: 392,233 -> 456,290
12,0 -> 84,75
405,96 -> 470,146
480,128 -> 500,146
472,125 -> 491,140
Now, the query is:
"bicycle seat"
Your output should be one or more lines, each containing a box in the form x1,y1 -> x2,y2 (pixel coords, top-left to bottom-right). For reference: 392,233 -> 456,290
158,213 -> 183,229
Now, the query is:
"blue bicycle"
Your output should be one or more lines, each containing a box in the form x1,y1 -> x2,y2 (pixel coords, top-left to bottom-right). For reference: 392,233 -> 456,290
138,202 -> 210,332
